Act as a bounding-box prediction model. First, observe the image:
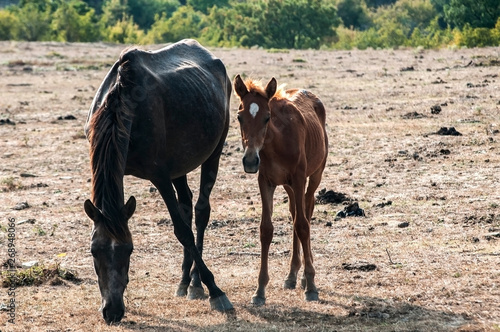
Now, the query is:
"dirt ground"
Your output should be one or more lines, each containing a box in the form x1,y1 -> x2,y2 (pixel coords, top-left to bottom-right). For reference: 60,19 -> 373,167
0,41 -> 499,332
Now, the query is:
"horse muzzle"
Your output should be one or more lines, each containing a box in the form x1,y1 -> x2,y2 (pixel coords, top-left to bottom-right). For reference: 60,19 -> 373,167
101,296 -> 125,325
242,150 -> 260,174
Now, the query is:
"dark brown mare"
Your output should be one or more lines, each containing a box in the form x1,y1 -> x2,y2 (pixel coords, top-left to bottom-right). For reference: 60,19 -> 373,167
84,39 -> 233,324
234,75 -> 328,305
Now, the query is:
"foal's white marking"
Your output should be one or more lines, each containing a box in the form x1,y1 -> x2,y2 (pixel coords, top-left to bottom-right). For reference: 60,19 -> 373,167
249,103 -> 259,118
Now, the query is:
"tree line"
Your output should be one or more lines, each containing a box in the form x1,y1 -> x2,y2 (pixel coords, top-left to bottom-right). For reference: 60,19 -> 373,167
0,0 -> 499,49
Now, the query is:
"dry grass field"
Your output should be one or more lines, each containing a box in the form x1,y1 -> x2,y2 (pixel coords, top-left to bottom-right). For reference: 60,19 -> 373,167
0,41 -> 499,332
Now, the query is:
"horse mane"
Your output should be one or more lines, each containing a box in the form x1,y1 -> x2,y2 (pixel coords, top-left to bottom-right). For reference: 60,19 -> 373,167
243,78 -> 289,100
87,59 -> 134,243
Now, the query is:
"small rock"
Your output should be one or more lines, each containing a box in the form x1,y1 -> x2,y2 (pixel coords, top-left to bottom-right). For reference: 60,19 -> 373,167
484,232 -> 500,241
436,127 -> 462,136
342,262 -> 376,271
20,173 -> 37,177
440,149 -> 451,155
16,219 -> 36,225
374,201 -> 392,208
57,115 -> 77,121
22,260 -> 39,269
0,119 -> 15,125
12,201 -> 30,210
400,66 -> 414,72
398,222 -> 410,228
430,105 -> 441,114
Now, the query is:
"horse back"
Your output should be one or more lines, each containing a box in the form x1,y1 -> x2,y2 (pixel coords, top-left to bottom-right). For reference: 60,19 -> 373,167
87,39 -> 231,180
281,89 -> 328,173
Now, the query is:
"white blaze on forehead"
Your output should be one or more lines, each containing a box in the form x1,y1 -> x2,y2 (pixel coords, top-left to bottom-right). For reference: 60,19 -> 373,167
249,103 -> 259,118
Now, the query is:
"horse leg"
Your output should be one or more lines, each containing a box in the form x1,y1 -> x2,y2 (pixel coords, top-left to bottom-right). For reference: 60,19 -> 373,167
283,185 -> 301,290
291,178 -> 319,302
299,167 -> 325,289
187,155 -> 221,300
252,176 -> 276,306
172,176 -> 194,297
153,176 -> 233,311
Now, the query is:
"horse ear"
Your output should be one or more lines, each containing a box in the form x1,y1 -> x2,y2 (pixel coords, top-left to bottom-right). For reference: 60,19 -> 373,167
84,199 -> 100,222
234,74 -> 248,98
123,196 -> 136,220
265,77 -> 277,99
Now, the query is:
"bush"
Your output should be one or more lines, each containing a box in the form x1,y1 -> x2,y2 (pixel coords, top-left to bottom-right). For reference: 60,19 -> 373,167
104,14 -> 144,44
143,6 -> 202,44
12,3 -> 52,41
51,1 -> 100,42
0,10 -> 19,40
454,23 -> 500,48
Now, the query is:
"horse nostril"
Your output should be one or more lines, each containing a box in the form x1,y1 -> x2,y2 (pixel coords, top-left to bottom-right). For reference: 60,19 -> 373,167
102,303 -> 125,324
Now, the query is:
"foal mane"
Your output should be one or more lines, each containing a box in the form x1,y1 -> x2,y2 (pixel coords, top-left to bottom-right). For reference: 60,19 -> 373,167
243,78 -> 289,100
87,59 -> 134,242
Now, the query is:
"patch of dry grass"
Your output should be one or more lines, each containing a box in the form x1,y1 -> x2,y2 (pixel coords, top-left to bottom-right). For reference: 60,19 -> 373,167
0,42 -> 499,331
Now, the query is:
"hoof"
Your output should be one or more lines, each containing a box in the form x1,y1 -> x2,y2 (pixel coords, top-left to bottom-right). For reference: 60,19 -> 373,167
187,285 -> 207,300
283,279 -> 296,290
251,295 -> 266,306
305,290 -> 319,302
176,283 -> 189,297
209,294 -> 233,311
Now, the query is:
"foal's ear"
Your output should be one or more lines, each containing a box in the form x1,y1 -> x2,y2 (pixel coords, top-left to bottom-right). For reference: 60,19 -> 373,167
234,74 -> 248,98
84,199 -> 100,222
265,77 -> 277,99
123,196 -> 136,220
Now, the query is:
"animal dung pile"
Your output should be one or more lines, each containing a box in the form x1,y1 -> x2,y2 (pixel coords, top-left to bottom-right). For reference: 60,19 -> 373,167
315,188 -> 351,204
336,202 -> 365,219
436,127 -> 462,136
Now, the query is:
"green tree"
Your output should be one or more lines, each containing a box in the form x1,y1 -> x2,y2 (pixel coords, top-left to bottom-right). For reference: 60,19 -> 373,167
144,6 -> 202,44
0,10 -> 19,40
51,1 -> 99,42
454,23 -> 498,47
18,0 -> 61,12
264,0 -> 340,48
187,0 -> 229,13
353,27 -> 383,49
364,0 -> 397,8
127,0 -> 180,30
82,0 -> 105,14
406,16 -> 454,48
104,14 -> 144,43
100,0 -> 128,27
443,0 -> 500,29
336,0 -> 371,30
12,2 -> 52,40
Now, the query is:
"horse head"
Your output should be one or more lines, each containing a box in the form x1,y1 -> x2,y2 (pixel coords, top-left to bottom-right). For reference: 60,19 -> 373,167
234,75 -> 277,173
84,196 -> 136,325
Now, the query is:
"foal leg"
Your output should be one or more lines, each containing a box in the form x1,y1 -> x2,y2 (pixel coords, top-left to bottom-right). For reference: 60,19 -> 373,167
283,185 -> 301,290
252,176 -> 276,306
299,168 -> 325,289
291,178 -> 319,301
172,176 -> 195,297
153,176 -> 233,311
